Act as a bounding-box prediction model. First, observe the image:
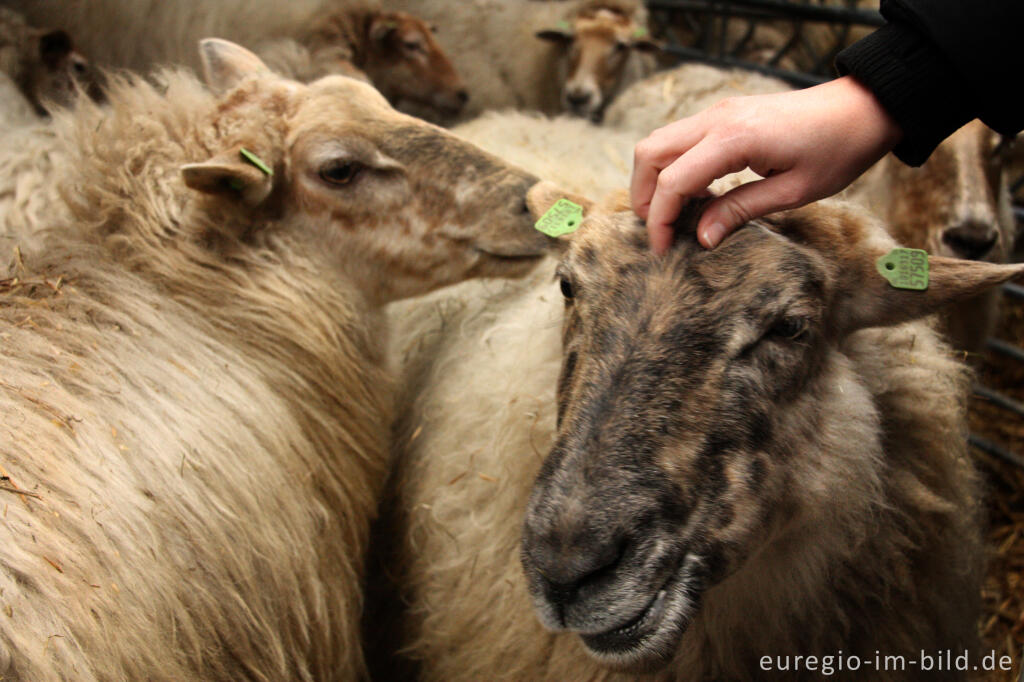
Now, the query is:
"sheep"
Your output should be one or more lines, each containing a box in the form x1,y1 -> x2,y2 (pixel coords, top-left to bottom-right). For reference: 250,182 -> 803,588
845,120 -> 1017,351
0,7 -> 100,116
376,186 -> 1024,681
0,38 -> 555,681
385,0 -> 652,119
0,71 -> 37,126
6,0 -> 467,122
606,63 -> 1017,351
0,116 -> 67,254
452,110 -> 638,198
533,0 -> 660,121
603,61 -> 791,136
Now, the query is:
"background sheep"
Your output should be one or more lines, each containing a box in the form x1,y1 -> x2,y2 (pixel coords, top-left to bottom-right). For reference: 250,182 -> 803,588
845,120 -> 1017,351
387,0 -> 653,119
0,7 -> 99,116
533,0 -> 660,121
0,39 -> 553,680
6,0 -> 467,121
375,190 -> 1023,680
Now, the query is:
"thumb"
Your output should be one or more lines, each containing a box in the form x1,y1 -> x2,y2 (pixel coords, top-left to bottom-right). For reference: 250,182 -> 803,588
696,174 -> 810,248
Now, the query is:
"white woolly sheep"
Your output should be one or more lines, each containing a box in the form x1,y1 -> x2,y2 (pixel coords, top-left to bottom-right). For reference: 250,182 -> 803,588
0,39 -> 553,681
374,188 -> 1023,681
6,0 -> 468,121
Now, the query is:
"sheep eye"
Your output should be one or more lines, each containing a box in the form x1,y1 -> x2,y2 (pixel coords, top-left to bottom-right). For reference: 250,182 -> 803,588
319,161 -> 362,186
559,276 -> 574,300
614,41 -> 628,52
403,40 -> 424,53
767,316 -> 807,341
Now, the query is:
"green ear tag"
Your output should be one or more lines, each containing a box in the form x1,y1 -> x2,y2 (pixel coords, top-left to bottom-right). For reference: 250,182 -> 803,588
535,199 -> 583,237
876,248 -> 929,290
557,20 -> 572,31
633,26 -> 648,38
239,147 -> 273,176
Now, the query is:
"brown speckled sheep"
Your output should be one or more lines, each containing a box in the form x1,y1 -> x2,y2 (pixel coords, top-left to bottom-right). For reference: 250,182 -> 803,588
376,192 -> 1022,681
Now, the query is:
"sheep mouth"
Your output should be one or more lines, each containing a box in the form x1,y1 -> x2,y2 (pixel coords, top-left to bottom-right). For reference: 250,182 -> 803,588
474,248 -> 546,262
579,552 -> 703,668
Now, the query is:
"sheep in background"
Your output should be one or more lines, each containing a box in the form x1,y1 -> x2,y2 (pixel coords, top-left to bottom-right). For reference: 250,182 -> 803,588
845,120 -> 1016,351
385,0 -> 652,120
376,189 -> 1022,680
453,110 -> 638,198
603,61 -> 791,135
0,7 -> 100,116
534,0 -> 660,121
7,0 -> 467,122
0,117 -> 67,253
0,71 -> 37,126
0,38 -> 553,680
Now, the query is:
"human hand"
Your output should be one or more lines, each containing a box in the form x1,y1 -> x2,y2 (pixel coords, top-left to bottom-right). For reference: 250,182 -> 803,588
631,75 -> 902,252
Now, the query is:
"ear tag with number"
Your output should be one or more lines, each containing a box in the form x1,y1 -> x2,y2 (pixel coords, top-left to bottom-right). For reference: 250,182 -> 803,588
633,26 -> 648,38
535,199 -> 583,237
876,248 -> 929,290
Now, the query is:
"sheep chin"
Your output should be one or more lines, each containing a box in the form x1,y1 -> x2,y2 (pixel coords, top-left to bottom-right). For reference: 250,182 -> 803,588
579,552 -> 704,671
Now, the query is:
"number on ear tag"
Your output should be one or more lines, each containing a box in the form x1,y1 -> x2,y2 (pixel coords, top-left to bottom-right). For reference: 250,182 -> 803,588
535,199 -> 583,237
876,248 -> 929,290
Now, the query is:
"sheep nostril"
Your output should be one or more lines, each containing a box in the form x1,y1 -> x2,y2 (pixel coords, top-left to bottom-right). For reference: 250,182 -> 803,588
456,89 -> 469,105
942,223 -> 999,261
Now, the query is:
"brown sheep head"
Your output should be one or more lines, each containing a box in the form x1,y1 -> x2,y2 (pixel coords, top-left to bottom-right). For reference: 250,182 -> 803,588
537,6 -> 660,122
519,195 -> 1024,670
181,39 -> 551,304
304,10 -> 468,123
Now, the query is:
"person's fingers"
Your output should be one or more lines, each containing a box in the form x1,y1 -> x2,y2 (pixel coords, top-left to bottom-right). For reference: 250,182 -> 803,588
631,119 -> 708,220
695,172 -> 811,248
644,138 -> 747,253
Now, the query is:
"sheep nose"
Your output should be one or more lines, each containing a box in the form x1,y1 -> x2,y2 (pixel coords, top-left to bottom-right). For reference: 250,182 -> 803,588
942,220 -> 999,260
523,519 -> 627,612
566,91 -> 592,110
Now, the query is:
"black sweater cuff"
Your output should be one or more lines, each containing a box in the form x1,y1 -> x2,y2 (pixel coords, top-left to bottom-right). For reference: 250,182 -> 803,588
835,22 -> 973,167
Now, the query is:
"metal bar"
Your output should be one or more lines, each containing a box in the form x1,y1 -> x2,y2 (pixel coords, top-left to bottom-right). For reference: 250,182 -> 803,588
969,434 -> 1024,470
1002,282 -> 1024,300
973,384 -> 1024,420
660,44 -> 827,87
1014,205 -> 1023,223
986,338 -> 1024,365
646,0 -> 885,26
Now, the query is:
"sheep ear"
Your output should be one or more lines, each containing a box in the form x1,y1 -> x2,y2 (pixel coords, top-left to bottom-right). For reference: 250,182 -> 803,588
837,254 -> 1024,334
181,149 -> 274,206
631,38 -> 662,53
38,30 -> 73,68
526,181 -> 593,222
198,38 -> 271,92
536,29 -> 574,45
765,204 -> 1024,334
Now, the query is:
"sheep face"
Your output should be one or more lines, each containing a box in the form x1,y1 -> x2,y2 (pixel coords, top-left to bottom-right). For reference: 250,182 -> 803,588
182,40 -> 550,304
0,9 -> 101,115
537,8 -> 658,122
360,12 -> 468,121
520,198 -> 1024,670
871,121 -> 1015,349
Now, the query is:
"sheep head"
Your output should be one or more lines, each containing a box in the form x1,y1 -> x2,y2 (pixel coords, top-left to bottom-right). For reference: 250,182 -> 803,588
519,195 -> 1024,670
301,10 -> 468,123
537,5 -> 659,122
181,39 -> 552,304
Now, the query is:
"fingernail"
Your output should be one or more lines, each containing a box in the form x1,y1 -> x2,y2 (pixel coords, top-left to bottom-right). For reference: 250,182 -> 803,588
701,222 -> 727,249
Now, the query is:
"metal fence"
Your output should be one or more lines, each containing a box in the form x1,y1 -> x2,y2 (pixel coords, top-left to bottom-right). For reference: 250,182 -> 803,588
644,0 -> 1024,469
